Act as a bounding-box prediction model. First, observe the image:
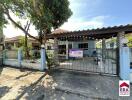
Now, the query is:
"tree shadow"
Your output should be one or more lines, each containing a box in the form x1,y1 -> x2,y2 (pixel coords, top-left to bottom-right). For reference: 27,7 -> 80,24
15,73 -> 60,100
15,73 -> 46,100
15,72 -> 33,80
0,86 -> 11,98
17,85 -> 46,100
0,66 -> 4,76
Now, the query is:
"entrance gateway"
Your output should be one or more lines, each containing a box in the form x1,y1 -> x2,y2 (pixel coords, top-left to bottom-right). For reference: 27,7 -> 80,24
46,25 -> 132,76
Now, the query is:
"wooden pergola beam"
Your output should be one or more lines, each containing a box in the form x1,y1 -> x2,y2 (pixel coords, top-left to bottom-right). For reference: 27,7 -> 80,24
46,24 -> 132,40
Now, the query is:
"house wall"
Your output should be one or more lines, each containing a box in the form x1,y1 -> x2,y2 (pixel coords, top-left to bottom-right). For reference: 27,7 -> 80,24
58,40 -> 96,56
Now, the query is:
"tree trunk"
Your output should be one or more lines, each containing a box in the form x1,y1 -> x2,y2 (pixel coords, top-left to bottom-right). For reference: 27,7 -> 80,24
25,33 -> 30,59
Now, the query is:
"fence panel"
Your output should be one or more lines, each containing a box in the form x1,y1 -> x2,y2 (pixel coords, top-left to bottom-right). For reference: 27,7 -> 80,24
21,49 -> 41,70
3,49 -> 42,70
3,49 -> 19,67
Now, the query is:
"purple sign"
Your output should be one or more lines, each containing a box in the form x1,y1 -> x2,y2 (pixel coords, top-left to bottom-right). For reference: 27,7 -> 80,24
69,49 -> 83,58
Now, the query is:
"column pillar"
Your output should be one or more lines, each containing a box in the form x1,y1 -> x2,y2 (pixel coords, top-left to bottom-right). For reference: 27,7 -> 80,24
102,38 -> 106,59
54,38 -> 59,65
40,45 -> 46,71
66,40 -> 69,59
18,48 -> 22,67
120,47 -> 130,80
116,31 -> 125,75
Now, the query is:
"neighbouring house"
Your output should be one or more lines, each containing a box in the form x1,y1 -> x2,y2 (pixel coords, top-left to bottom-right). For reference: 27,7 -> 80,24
96,38 -> 117,49
4,29 -> 67,50
96,33 -> 132,49
5,36 -> 40,50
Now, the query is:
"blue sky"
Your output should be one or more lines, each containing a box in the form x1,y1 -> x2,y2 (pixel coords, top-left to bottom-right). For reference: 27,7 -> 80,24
61,0 -> 132,30
4,0 -> 132,37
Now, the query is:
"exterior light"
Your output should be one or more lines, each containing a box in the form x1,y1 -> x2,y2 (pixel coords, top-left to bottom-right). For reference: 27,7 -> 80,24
41,44 -> 45,49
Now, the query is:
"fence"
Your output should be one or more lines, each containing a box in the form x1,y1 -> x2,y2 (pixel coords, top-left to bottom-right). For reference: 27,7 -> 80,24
3,48 -> 47,71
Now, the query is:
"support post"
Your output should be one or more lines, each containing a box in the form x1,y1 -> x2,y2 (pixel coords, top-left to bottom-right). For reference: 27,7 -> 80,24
40,45 -> 46,71
66,40 -> 69,59
18,48 -> 22,67
116,31 -> 125,75
54,38 -> 59,65
102,38 -> 106,59
120,47 -> 130,80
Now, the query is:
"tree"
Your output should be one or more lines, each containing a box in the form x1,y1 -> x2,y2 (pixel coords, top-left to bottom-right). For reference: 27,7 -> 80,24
0,0 -> 72,68
0,0 -> 72,44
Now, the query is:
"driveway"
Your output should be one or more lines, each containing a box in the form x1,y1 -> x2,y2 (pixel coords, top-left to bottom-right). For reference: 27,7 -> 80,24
50,69 -> 132,100
0,67 -> 132,100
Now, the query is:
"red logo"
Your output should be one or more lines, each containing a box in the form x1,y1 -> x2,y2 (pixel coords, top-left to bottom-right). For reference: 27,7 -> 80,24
119,81 -> 130,96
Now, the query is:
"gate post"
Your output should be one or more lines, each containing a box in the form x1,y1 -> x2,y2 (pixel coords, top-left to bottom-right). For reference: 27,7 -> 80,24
120,47 -> 130,80
18,48 -> 22,67
40,45 -> 47,71
116,31 -> 125,75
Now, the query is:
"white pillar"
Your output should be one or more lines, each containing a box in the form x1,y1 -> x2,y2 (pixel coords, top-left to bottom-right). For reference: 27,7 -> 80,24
117,31 -> 125,75
18,48 -> 22,67
120,47 -> 130,80
40,45 -> 46,71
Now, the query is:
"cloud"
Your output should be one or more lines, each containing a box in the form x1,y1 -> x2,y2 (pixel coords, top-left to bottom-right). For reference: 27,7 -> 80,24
60,0 -> 107,31
61,15 -> 109,31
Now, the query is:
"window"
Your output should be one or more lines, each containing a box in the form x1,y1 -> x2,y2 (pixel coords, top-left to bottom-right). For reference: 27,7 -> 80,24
47,46 -> 51,50
58,45 -> 66,54
78,43 -> 88,49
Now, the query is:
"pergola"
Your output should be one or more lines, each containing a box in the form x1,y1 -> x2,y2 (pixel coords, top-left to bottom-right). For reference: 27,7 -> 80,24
46,24 -> 132,75
46,24 -> 132,40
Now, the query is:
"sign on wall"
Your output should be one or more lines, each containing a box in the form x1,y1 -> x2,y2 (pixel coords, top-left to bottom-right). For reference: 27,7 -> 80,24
69,49 -> 83,58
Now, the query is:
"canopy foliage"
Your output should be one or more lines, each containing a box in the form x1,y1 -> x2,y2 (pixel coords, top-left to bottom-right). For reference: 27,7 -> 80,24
0,0 -> 72,43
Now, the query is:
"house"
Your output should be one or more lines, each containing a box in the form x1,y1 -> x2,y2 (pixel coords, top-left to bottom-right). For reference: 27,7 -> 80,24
4,29 -> 67,50
96,34 -> 132,49
51,29 -> 96,57
5,36 -> 40,50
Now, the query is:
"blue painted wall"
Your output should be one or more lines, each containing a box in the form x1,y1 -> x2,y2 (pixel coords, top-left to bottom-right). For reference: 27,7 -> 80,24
58,40 -> 96,56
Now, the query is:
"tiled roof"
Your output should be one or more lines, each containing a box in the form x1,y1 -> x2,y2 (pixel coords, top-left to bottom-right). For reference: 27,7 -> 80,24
52,29 -> 69,34
5,36 -> 23,42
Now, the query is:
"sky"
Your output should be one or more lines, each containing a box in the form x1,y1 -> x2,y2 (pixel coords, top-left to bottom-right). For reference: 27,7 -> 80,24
3,0 -> 132,38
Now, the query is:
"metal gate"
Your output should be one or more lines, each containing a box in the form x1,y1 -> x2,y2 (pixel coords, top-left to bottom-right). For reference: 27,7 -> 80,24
49,48 -> 118,76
